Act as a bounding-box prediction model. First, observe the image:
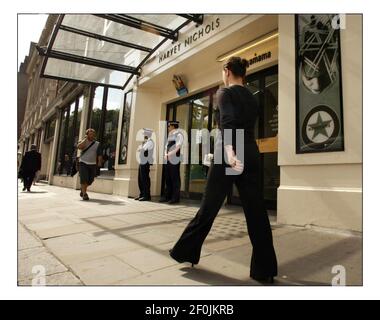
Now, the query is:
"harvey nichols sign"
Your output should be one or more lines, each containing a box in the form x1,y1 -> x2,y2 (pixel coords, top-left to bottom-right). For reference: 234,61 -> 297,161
158,17 -> 221,64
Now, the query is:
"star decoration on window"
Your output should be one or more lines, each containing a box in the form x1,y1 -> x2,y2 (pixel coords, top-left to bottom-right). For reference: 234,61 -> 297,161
308,112 -> 332,139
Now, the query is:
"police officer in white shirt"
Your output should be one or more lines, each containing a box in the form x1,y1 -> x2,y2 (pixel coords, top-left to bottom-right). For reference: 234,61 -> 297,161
160,121 -> 184,204
135,128 -> 155,201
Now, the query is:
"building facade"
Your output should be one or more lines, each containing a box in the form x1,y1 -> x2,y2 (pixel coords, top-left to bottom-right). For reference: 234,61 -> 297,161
17,43 -> 35,141
18,14 -> 362,232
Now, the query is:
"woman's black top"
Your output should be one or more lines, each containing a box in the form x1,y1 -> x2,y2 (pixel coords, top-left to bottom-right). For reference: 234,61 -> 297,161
215,85 -> 259,150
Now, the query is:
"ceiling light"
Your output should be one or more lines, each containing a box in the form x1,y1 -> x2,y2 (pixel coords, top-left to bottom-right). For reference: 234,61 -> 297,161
217,30 -> 279,62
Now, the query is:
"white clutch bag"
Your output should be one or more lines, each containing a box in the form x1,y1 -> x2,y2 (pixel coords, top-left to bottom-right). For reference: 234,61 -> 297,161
203,153 -> 214,167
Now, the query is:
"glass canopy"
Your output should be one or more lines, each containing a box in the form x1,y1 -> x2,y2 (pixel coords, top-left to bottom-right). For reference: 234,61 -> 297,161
38,14 -> 203,89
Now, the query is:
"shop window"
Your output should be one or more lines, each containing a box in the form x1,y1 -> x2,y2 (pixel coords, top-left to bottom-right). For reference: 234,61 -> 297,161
36,128 -> 42,151
29,134 -> 35,150
44,117 -> 56,142
89,86 -> 104,138
88,83 -> 122,174
75,96 -> 84,140
23,138 -> 29,154
102,88 -> 121,171
55,94 -> 84,175
118,90 -> 133,165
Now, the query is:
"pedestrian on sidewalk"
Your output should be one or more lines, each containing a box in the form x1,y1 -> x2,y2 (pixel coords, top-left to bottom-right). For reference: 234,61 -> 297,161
77,128 -> 102,201
19,144 -> 41,192
169,57 -> 278,283
159,121 -> 184,204
135,128 -> 155,201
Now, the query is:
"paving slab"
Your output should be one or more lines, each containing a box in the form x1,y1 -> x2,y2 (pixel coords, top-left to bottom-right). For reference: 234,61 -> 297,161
18,247 -> 68,281
48,237 -> 142,265
18,272 -> 82,286
70,256 -> 142,285
18,224 -> 43,251
35,223 -> 104,240
116,247 -> 180,274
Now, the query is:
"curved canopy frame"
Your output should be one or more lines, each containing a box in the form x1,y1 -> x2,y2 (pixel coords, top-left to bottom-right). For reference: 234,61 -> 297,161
37,14 -> 204,89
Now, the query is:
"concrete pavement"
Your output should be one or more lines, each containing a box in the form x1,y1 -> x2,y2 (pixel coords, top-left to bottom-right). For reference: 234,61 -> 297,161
18,182 -> 362,286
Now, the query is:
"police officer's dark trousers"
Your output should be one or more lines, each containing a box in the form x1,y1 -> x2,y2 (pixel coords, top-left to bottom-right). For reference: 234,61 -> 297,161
170,143 -> 277,278
164,163 -> 181,202
138,163 -> 151,198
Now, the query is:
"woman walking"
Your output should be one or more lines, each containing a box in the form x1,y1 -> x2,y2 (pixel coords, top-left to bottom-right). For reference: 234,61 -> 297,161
169,57 -> 278,283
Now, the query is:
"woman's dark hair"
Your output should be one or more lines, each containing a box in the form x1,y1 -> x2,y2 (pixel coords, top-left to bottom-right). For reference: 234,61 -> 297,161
223,56 -> 249,78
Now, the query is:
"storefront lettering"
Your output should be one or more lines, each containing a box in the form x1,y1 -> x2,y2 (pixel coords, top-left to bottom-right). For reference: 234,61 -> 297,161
248,51 -> 272,67
159,18 -> 221,64
268,114 -> 278,133
159,43 -> 183,63
184,18 -> 220,47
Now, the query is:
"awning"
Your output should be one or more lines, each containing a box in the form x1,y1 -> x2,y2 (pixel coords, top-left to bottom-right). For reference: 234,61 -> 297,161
37,14 -> 203,89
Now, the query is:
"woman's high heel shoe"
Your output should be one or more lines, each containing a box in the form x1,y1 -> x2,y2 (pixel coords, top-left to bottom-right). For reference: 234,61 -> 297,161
169,249 -> 197,267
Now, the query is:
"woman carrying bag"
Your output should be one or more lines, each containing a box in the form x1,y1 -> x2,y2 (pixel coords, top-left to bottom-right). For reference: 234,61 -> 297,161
169,57 -> 278,284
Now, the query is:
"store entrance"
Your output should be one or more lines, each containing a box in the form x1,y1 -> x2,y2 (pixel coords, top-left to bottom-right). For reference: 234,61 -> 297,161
164,65 -> 279,209
164,87 -> 218,200
229,65 -> 279,210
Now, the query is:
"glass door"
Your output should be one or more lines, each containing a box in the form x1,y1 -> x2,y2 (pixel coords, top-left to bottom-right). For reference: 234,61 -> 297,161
175,102 -> 191,194
164,87 -> 218,199
262,71 -> 279,208
188,95 -> 211,197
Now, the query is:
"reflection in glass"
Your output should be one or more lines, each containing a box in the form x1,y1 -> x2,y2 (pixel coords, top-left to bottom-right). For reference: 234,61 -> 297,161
76,96 -> 84,139
55,95 -> 84,176
101,88 -> 121,171
45,117 -> 56,141
55,108 -> 68,175
119,91 -> 133,165
246,79 -> 260,139
264,74 -> 278,138
90,86 -> 104,137
175,103 -> 190,192
189,96 -> 210,194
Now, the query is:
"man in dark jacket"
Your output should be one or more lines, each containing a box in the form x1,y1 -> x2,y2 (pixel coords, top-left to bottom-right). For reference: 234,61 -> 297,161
19,144 -> 41,192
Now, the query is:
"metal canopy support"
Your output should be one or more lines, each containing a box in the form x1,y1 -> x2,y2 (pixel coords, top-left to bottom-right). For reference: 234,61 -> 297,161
94,14 -> 179,41
37,47 -> 140,74
39,14 -> 65,79
41,74 -> 124,90
59,24 -> 153,53
122,16 -> 202,89
177,14 -> 204,25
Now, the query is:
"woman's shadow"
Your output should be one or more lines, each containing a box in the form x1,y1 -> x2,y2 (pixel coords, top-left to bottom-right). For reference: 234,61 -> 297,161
178,266 -> 327,286
178,266 -> 269,286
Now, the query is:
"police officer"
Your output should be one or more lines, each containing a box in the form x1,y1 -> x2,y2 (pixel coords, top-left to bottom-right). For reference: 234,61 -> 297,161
135,128 -> 154,201
160,121 -> 183,204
